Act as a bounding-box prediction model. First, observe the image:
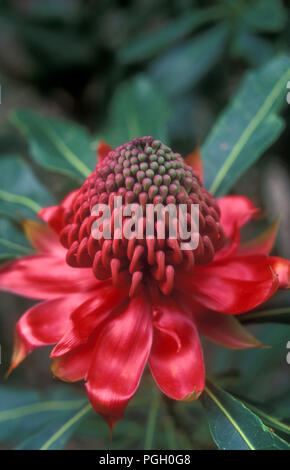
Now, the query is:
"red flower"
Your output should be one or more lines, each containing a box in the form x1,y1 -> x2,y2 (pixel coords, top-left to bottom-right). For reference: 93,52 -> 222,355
0,137 -> 289,430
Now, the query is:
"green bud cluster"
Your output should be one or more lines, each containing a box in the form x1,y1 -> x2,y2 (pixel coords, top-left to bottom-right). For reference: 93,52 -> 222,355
97,136 -> 197,205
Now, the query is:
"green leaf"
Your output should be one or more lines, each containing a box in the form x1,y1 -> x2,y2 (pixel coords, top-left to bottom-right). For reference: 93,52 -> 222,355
17,403 -> 92,450
102,75 -> 171,147
240,307 -> 290,325
228,324 -> 290,393
232,32 -> 275,66
201,381 -> 290,450
0,386 -> 91,450
0,388 -> 42,442
0,219 -> 32,260
118,7 -> 223,64
237,398 -> 290,438
19,25 -> 94,66
17,0 -> 78,21
202,55 -> 290,196
11,110 -> 96,182
241,0 -> 287,32
0,386 -> 85,441
258,390 -> 290,420
0,155 -> 54,220
149,24 -> 229,97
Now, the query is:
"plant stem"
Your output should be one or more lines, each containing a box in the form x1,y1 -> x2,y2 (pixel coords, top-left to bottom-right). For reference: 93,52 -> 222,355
144,393 -> 160,450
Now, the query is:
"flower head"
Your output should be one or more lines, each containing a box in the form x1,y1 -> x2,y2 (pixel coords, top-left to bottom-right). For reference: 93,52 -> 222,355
0,138 -> 289,430
60,137 -> 225,297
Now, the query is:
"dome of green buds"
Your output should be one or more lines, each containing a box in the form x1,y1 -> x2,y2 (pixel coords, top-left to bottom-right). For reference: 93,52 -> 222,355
96,136 -> 196,206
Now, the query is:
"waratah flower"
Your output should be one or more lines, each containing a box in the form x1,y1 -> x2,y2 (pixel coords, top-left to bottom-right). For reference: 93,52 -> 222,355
1,136 -> 289,430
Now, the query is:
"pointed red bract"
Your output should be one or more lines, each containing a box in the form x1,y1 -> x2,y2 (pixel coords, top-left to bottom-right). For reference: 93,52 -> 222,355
192,307 -> 263,349
23,219 -> 64,255
8,295 -> 88,373
97,141 -> 112,163
149,296 -> 205,400
85,290 -> 152,429
218,196 -> 260,238
176,255 -> 279,314
51,284 -> 127,357
38,190 -> 78,233
213,224 -> 240,262
269,257 -> 290,289
52,339 -> 95,382
0,254 -> 97,299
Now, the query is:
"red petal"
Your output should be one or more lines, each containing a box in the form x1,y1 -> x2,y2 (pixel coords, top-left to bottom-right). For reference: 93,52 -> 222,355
51,340 -> 95,382
239,219 -> 279,256
38,205 -> 63,233
269,257 -> 290,289
0,254 -> 97,299
176,255 -> 279,314
7,295 -> 87,374
213,224 -> 240,262
85,290 -> 152,429
51,282 -> 127,357
38,190 -> 78,233
23,219 -> 64,255
97,141 -> 112,163
218,196 -> 260,238
192,306 -> 263,349
149,295 -> 205,401
185,147 -> 203,182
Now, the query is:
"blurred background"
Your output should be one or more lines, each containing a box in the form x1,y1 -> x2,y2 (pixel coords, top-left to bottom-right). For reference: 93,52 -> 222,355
0,0 -> 289,450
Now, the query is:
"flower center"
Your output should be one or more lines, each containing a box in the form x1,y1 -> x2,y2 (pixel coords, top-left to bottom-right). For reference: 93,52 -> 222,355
60,137 -> 226,296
